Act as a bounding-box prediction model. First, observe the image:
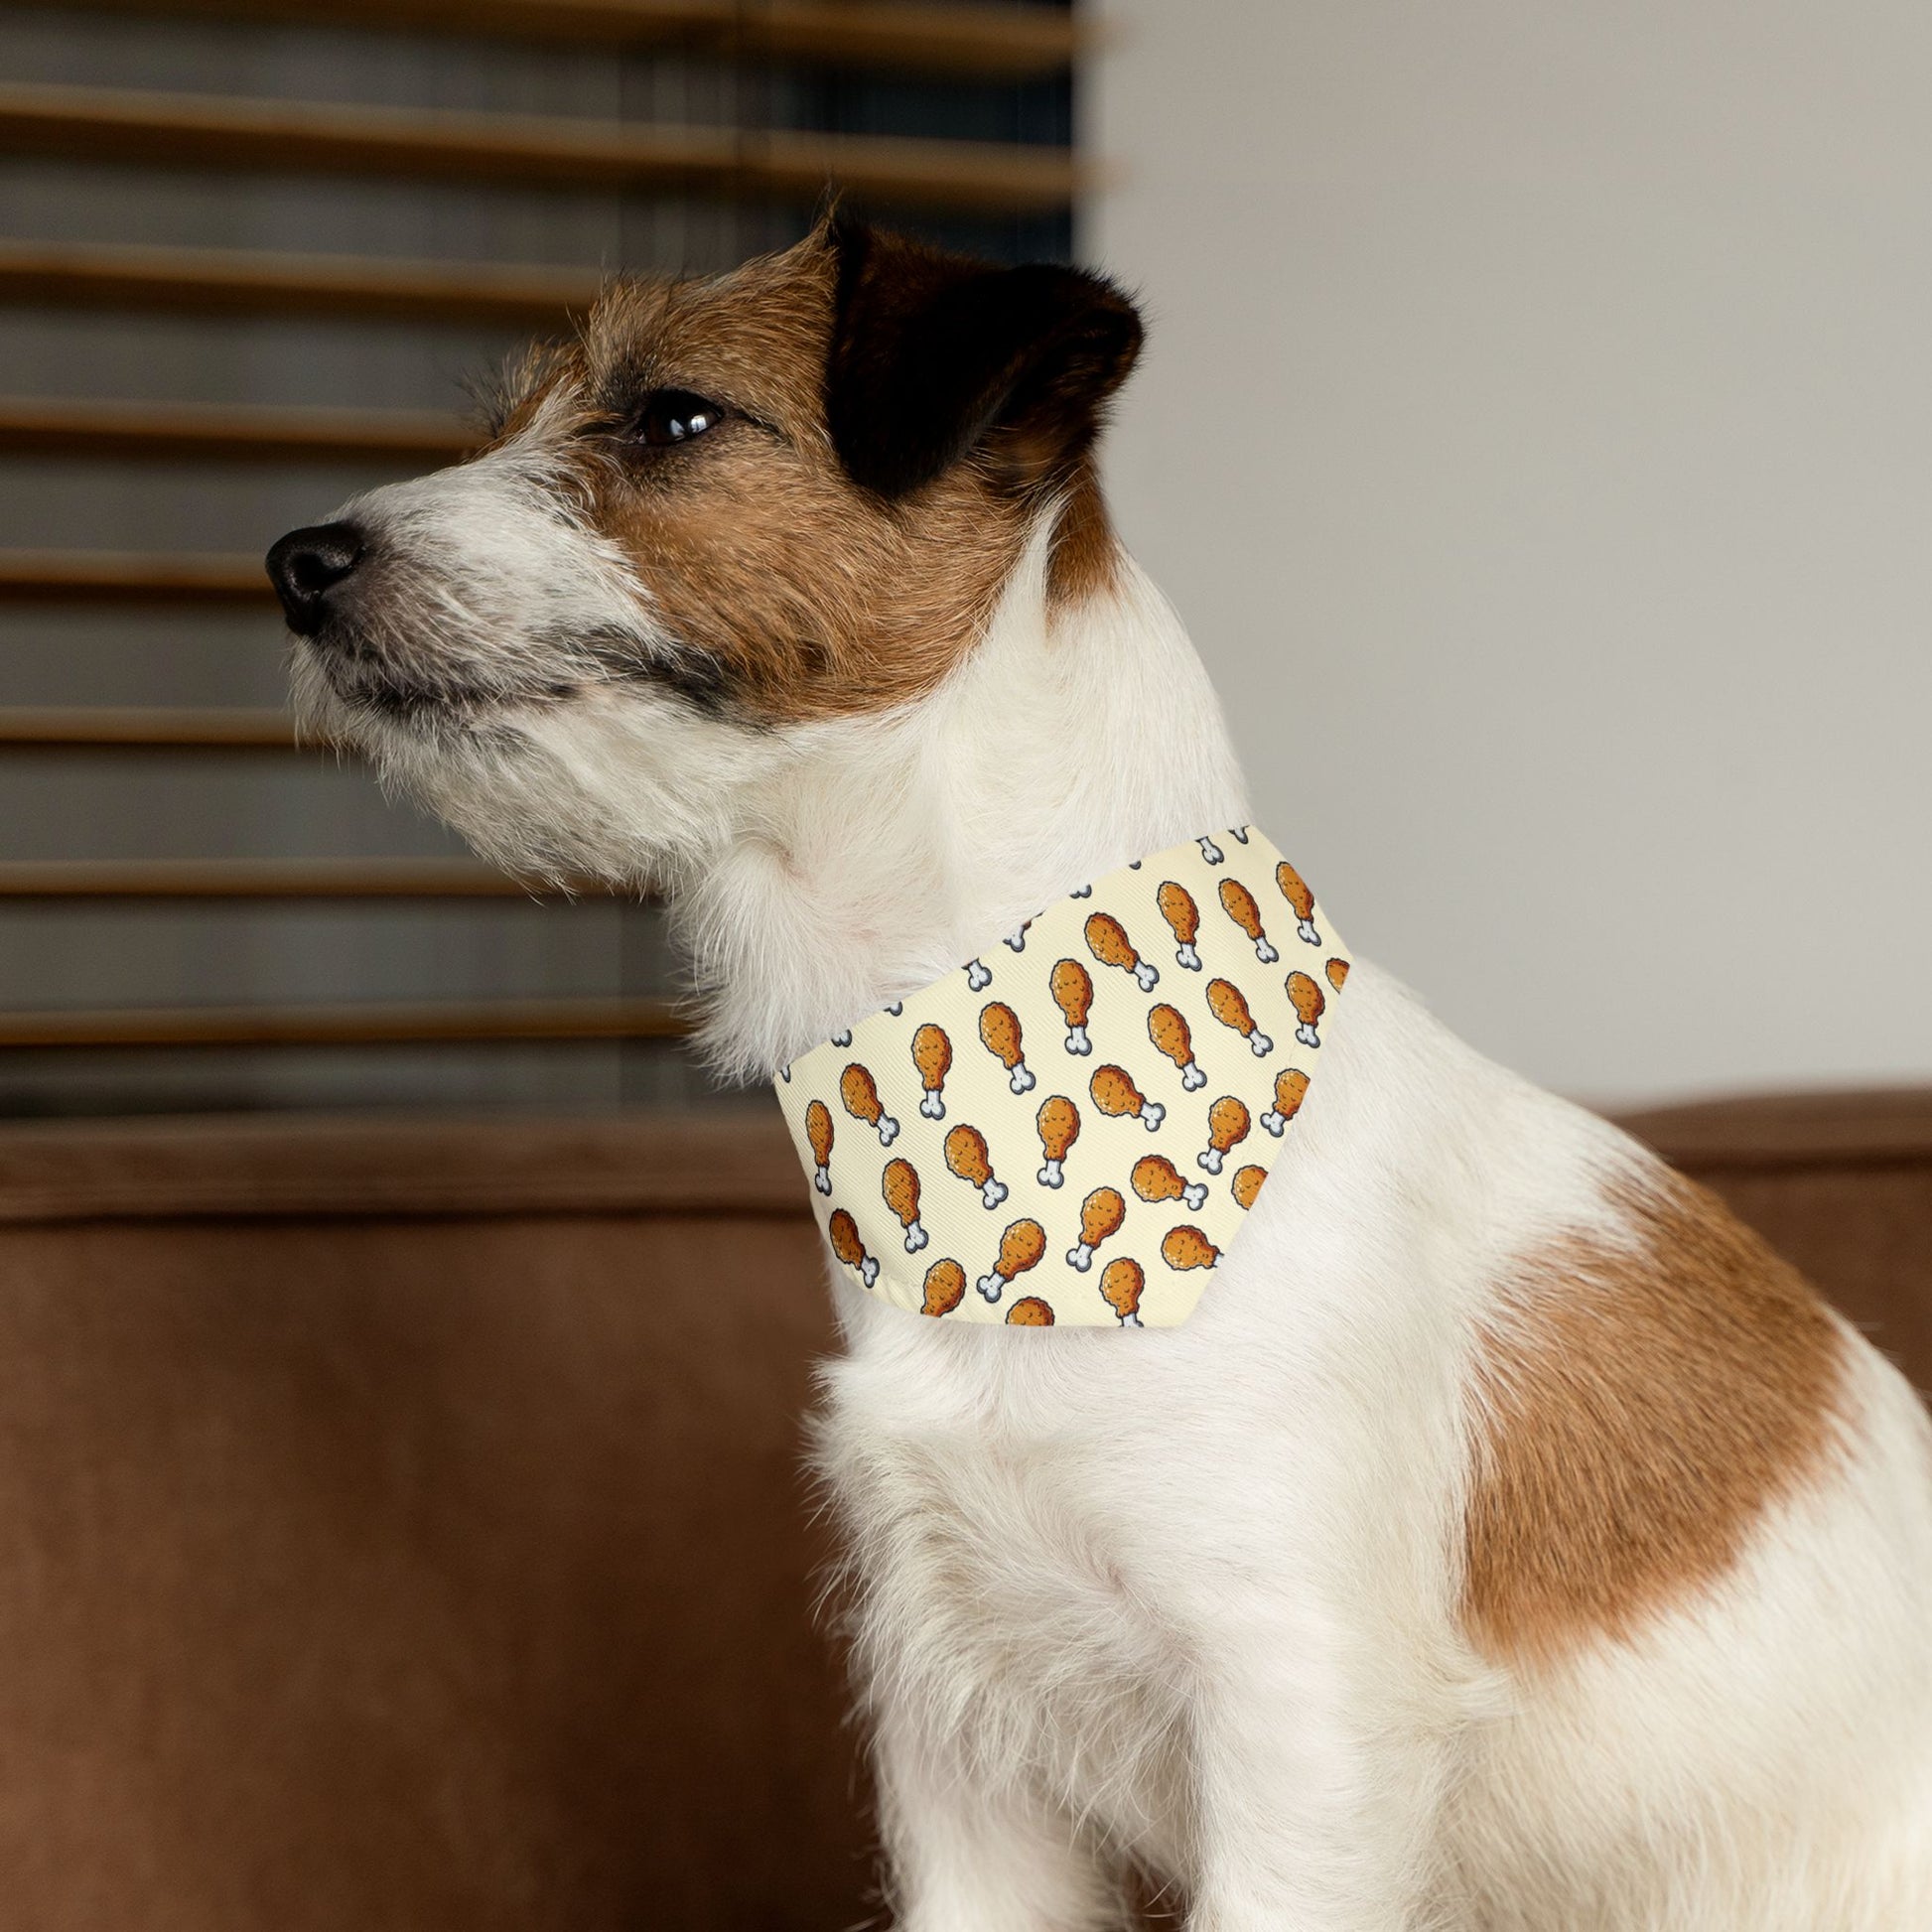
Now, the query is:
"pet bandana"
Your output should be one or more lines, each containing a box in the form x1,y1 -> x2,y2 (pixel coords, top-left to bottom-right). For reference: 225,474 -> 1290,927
775,828 -> 1348,1328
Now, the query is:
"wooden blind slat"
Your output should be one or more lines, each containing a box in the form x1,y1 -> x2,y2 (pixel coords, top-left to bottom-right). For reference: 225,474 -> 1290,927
0,239 -> 601,328
0,82 -> 1089,215
0,996 -> 687,1047
0,860 -> 581,898
0,551 -> 272,602
0,396 -> 471,466
2,0 -> 1081,75
0,708 -> 295,748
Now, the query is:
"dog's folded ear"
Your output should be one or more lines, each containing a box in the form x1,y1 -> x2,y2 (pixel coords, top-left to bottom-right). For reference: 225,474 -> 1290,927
824,213 -> 1143,501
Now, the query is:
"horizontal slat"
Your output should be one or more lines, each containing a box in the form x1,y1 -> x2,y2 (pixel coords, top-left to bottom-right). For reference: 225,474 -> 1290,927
0,82 -> 1087,215
0,238 -> 602,328
0,707 -> 295,748
0,996 -> 686,1047
4,0 -> 1081,75
0,859 -> 571,898
0,1110 -> 805,1225
0,551 -> 272,602
0,396 -> 470,466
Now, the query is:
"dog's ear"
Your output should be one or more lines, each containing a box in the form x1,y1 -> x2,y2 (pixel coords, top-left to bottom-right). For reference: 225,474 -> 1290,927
824,213 -> 1143,501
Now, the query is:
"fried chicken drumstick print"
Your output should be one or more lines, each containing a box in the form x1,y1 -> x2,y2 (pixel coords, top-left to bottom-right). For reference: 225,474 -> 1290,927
1085,912 -> 1160,993
1066,1187 -> 1125,1272
977,1219 -> 1046,1304
840,1063 -> 899,1145
1050,960 -> 1095,1054
1100,1257 -> 1146,1327
1035,1095 -> 1080,1187
911,1024 -> 952,1120
804,1099 -> 833,1195
883,1159 -> 929,1254
979,1003 -> 1036,1093
1206,979 -> 1273,1057
1156,882 -> 1201,970
1149,1004 -> 1207,1091
828,1209 -> 879,1290
944,1125 -> 1009,1208
1090,1065 -> 1165,1132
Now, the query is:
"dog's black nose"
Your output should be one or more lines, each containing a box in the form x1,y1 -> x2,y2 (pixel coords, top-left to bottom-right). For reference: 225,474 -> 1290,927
266,522 -> 364,635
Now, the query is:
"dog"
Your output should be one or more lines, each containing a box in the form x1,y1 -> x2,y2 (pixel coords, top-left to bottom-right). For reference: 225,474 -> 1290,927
268,214 -> 1932,1929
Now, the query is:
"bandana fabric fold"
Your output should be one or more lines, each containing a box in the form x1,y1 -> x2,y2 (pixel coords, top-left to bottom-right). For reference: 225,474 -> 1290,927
774,828 -> 1348,1328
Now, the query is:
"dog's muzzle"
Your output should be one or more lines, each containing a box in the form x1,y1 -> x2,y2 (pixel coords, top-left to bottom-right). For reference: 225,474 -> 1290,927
266,521 -> 366,637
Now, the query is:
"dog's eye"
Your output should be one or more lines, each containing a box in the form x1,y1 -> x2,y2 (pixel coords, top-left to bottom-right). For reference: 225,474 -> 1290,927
633,389 -> 726,448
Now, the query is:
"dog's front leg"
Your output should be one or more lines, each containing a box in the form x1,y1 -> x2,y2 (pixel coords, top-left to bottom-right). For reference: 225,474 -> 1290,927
874,1704 -> 1126,1932
1183,1623 -> 1452,1932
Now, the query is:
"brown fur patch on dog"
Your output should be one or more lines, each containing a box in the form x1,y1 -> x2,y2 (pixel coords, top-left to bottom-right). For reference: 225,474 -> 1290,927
514,243 -> 1030,723
487,228 -> 1128,725
1045,461 -> 1122,609
1461,1169 -> 1848,1667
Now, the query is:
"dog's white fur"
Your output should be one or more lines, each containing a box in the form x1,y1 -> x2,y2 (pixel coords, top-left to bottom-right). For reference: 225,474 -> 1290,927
290,322 -> 1932,1932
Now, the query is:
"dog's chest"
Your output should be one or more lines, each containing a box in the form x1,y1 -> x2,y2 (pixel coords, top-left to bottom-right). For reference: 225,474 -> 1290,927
819,1332 -> 1209,1850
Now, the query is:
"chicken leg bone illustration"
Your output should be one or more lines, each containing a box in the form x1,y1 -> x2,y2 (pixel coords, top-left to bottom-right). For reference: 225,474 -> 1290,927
1085,912 -> 1159,993
920,1259 -> 966,1318
1275,860 -> 1321,945
1259,1066 -> 1311,1136
1156,881 -> 1202,970
804,1099 -> 834,1195
1066,1186 -> 1125,1271
1232,1165 -> 1268,1210
977,1218 -> 1045,1303
1161,1225 -> 1220,1272
1198,1095 -> 1252,1175
1007,1296 -> 1055,1326
911,1023 -> 953,1120
883,1158 -> 929,1254
1285,971 -> 1327,1048
1090,1065 -> 1166,1132
828,1209 -> 880,1290
965,958 -> 993,991
944,1125 -> 1009,1209
978,1002 -> 1035,1093
1205,978 -> 1273,1057
1050,959 -> 1094,1054
1148,1004 -> 1208,1092
839,1063 -> 900,1145
1099,1257 -> 1147,1327
1035,1094 -> 1080,1187
1326,957 -> 1350,992
1218,879 -> 1279,964
1004,920 -> 1032,952
1132,1154 -> 1208,1213
831,1029 -> 852,1047
1197,835 -> 1224,865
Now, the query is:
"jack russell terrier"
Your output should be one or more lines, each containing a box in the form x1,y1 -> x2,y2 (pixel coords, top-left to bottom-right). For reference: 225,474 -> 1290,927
267,214 -> 1932,1930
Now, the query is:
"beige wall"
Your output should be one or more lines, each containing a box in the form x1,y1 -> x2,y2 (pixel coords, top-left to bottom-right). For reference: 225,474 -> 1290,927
1087,0 -> 1932,1105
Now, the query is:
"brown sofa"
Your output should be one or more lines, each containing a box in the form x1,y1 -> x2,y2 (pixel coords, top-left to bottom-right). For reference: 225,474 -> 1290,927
0,1089 -> 1925,1930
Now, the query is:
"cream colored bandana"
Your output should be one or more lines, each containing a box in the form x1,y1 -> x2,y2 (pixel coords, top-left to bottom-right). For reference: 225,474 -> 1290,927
775,828 -> 1348,1328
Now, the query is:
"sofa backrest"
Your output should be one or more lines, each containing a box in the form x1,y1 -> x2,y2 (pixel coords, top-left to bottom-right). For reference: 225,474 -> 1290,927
0,1091 -> 1923,1928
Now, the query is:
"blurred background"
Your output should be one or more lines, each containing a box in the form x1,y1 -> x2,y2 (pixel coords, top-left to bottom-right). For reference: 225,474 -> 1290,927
0,5 -> 1928,1928
1,0 -> 1925,1126
0,0 -> 1072,1120
1093,0 -> 1932,1107
2,0 -> 1926,1119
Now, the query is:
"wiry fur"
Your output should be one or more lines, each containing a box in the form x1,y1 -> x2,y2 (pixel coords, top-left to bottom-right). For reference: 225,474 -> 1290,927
278,225 -> 1932,1929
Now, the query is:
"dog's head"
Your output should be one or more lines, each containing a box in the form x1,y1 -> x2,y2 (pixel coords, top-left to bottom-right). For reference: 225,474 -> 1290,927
268,216 -> 1142,886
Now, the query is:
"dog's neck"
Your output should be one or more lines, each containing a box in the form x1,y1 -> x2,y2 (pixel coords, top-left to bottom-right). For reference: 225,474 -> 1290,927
680,524 -> 1251,1082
